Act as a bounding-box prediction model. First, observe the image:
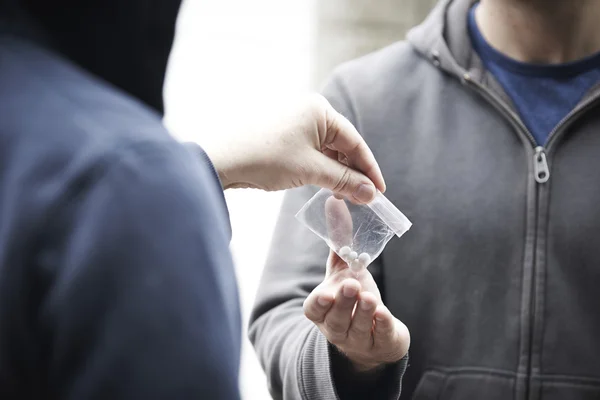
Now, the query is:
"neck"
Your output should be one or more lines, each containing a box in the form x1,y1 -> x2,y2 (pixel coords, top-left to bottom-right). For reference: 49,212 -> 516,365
476,0 -> 600,63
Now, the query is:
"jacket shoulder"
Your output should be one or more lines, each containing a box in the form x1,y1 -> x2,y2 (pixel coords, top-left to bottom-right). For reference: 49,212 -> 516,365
0,38 -> 169,152
328,41 -> 431,97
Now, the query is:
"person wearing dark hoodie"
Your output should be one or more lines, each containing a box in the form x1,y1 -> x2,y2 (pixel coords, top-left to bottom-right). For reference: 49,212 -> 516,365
0,1 -> 389,399
250,0 -> 600,399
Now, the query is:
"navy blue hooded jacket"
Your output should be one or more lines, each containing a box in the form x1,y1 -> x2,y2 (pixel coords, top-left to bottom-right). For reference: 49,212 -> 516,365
0,1 -> 241,399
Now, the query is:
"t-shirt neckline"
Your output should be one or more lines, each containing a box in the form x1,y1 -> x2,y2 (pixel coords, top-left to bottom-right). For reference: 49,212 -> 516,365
468,3 -> 600,78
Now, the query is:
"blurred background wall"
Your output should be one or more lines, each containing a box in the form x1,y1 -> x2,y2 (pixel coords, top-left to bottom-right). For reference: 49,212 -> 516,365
312,0 -> 438,87
164,0 -> 436,398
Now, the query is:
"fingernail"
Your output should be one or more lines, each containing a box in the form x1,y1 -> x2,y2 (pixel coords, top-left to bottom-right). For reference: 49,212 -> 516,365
353,184 -> 375,203
318,297 -> 331,307
343,285 -> 358,298
375,315 -> 385,322
359,300 -> 371,311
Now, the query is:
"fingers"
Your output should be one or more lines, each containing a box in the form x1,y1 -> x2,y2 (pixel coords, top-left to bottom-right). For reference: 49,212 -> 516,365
326,249 -> 351,276
308,152 -> 377,204
373,306 -> 395,341
303,290 -> 334,324
323,103 -> 386,193
373,306 -> 410,360
304,266 -> 408,369
348,291 -> 378,343
323,279 -> 361,343
322,148 -> 339,161
324,196 -> 353,251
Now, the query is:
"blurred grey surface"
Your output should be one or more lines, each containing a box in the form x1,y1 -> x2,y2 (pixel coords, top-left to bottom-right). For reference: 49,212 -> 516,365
311,0 -> 439,87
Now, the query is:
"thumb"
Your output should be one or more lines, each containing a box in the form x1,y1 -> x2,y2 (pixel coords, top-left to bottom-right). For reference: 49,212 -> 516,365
309,152 -> 377,204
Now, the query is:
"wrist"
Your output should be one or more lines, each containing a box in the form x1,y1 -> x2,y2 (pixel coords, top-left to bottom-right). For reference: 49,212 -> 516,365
203,145 -> 239,190
330,345 -> 385,374
345,350 -> 405,374
349,358 -> 387,374
330,343 -> 408,400
330,345 -> 389,386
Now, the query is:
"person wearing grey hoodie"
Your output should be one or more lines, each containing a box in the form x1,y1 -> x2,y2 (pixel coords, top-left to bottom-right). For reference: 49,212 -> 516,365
249,0 -> 600,398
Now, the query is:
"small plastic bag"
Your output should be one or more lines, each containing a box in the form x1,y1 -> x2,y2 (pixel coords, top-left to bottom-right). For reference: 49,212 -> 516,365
295,188 -> 412,273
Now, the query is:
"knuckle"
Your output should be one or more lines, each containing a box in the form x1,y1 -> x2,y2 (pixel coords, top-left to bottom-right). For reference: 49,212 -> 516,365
332,167 -> 352,193
303,298 -> 323,322
348,141 -> 365,158
303,305 -> 319,322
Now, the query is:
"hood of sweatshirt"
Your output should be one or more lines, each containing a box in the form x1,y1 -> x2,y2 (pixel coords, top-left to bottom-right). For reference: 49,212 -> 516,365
408,0 -> 504,82
0,0 -> 182,114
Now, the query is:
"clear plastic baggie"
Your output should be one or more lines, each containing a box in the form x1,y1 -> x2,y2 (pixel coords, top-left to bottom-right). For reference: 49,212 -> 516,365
295,188 -> 412,273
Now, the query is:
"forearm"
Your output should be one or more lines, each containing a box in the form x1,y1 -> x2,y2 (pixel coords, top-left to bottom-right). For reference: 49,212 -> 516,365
249,301 -> 338,400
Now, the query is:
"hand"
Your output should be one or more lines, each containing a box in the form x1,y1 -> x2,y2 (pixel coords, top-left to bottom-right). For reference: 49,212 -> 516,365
205,94 -> 385,203
303,250 -> 410,372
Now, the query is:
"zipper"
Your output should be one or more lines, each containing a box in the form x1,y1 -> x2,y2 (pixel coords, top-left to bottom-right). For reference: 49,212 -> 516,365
533,147 -> 549,183
464,74 -> 600,185
461,73 -> 537,148
461,73 -> 540,400
460,71 -> 600,400
545,86 -> 600,150
532,92 -> 600,184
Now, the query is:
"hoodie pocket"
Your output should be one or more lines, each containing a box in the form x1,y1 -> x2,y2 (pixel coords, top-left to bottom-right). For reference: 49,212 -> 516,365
412,369 -> 515,400
538,380 -> 600,400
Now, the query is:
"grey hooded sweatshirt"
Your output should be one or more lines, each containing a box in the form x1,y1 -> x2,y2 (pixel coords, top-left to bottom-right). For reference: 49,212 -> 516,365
249,0 -> 600,399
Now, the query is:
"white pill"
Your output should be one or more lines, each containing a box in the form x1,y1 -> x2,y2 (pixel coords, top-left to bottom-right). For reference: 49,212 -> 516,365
349,251 -> 358,261
350,259 -> 363,273
358,253 -> 371,266
339,246 -> 352,259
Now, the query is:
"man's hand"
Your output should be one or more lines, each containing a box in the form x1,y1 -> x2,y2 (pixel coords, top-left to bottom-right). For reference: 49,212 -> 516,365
303,250 -> 410,372
205,94 -> 385,204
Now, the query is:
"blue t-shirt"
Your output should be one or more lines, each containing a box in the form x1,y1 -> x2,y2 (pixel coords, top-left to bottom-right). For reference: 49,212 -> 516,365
468,3 -> 600,145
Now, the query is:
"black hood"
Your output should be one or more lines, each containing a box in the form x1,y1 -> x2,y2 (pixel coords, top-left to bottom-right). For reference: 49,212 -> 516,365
0,0 -> 183,114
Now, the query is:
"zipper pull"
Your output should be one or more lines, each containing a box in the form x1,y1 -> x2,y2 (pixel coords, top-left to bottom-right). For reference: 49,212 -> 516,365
534,146 -> 550,183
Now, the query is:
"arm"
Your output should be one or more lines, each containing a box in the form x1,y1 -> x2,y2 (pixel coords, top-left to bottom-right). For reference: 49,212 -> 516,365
249,186 -> 407,400
249,185 -> 334,399
248,73 -> 408,400
39,141 -> 240,400
202,94 -> 386,203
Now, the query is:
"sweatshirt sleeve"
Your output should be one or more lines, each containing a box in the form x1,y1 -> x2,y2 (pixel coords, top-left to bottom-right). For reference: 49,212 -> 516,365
184,141 -> 231,237
248,72 -> 406,400
39,141 -> 241,400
